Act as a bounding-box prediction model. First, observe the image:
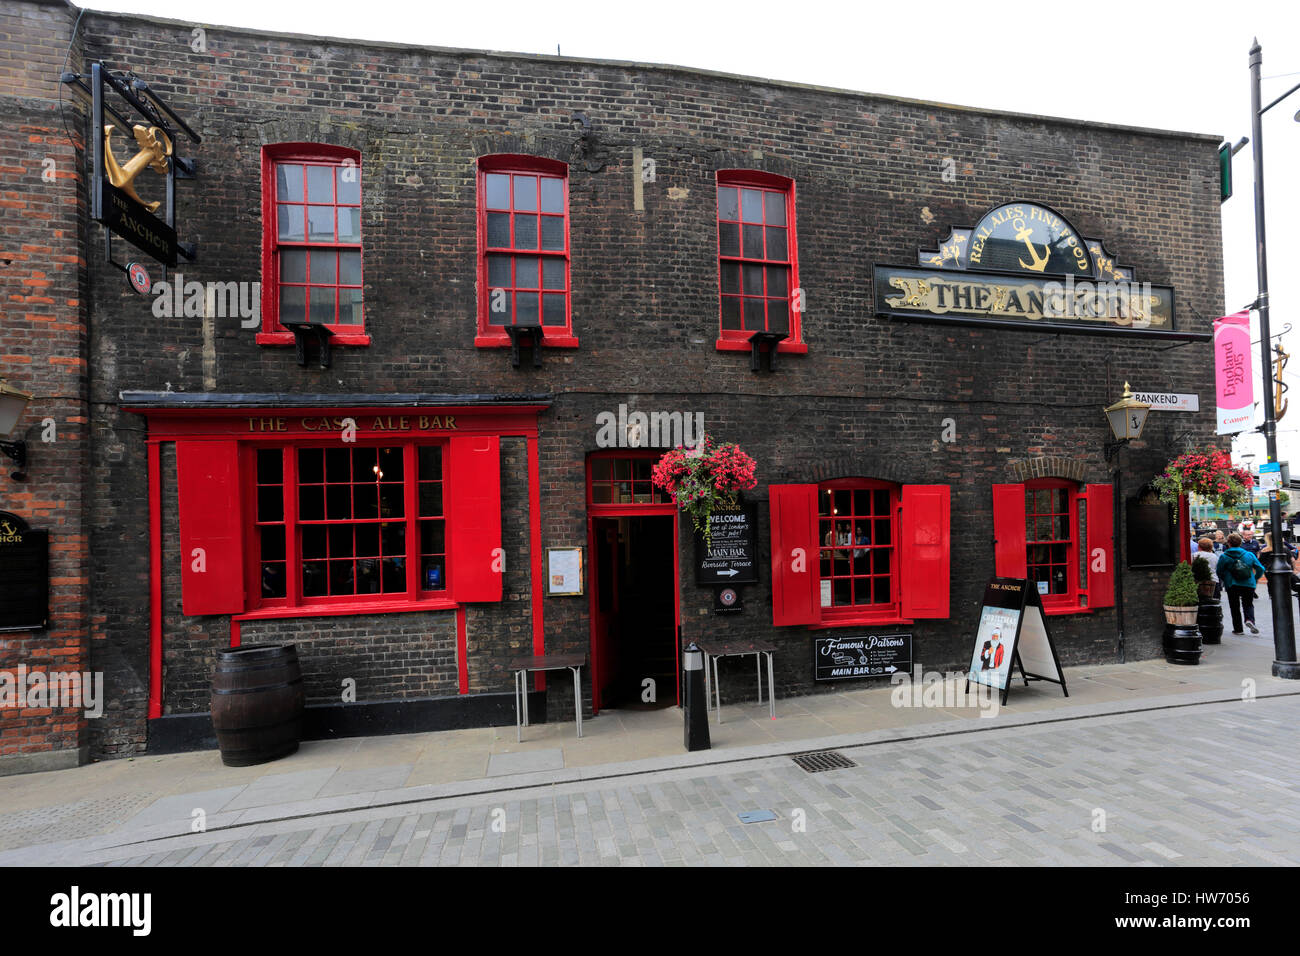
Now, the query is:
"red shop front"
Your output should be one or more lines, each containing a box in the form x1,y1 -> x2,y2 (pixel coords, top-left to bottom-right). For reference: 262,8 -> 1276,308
122,392 -> 550,748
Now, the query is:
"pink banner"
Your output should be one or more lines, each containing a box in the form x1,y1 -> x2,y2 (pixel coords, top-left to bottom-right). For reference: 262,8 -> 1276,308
1215,310 -> 1252,435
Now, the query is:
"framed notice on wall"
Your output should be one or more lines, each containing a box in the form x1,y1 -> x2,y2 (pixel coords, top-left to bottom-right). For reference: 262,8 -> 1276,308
546,547 -> 584,596
966,577 -> 1068,705
0,512 -> 48,632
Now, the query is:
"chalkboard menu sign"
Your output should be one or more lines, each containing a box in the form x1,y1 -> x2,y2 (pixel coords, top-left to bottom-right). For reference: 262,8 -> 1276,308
695,502 -> 758,585
0,512 -> 48,632
814,633 -> 912,681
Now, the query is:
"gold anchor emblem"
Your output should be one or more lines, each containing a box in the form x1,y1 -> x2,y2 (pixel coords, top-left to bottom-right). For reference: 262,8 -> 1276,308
103,124 -> 173,213
889,277 -> 930,307
1013,218 -> 1051,272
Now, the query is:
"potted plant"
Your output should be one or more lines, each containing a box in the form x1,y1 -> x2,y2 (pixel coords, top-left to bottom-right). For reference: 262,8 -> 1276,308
651,435 -> 757,547
1191,553 -> 1216,599
1162,561 -> 1199,627
1163,561 -> 1203,664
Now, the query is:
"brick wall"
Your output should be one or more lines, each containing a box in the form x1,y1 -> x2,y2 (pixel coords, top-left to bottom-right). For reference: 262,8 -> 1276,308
0,0 -> 91,772
6,3 -> 1228,758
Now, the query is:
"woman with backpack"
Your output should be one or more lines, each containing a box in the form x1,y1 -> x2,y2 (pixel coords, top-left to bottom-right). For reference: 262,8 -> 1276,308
1217,532 -> 1268,635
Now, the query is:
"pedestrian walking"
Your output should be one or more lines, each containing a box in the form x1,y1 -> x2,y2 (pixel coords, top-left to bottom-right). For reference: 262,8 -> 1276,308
1197,537 -> 1221,602
1217,532 -> 1267,635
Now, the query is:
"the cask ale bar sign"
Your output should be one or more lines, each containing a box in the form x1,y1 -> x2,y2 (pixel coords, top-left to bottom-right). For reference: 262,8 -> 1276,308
0,512 -> 49,632
695,502 -> 758,585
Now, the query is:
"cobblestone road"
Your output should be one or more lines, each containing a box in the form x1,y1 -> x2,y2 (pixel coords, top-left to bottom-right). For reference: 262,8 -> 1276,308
71,693 -> 1300,867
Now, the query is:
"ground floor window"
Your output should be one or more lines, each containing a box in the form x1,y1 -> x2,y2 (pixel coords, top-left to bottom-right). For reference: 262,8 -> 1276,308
170,426 -> 507,616
1024,479 -> 1076,605
769,480 -> 949,627
993,479 -> 1114,614
254,443 -> 448,606
817,479 -> 896,617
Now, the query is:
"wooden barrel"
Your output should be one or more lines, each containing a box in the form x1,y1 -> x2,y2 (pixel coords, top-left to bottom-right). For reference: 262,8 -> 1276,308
210,644 -> 304,767
1162,624 -> 1202,665
1197,601 -> 1224,645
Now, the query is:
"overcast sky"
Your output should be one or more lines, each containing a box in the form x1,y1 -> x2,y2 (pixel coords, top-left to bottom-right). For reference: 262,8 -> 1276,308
85,0 -> 1300,470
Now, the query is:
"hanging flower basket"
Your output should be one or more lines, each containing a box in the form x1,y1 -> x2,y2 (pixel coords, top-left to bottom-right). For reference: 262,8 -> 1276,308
651,436 -> 757,547
1151,447 -> 1254,512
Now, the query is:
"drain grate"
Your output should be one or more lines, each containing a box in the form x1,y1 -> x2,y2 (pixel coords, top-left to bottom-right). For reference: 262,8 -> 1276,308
792,750 -> 856,773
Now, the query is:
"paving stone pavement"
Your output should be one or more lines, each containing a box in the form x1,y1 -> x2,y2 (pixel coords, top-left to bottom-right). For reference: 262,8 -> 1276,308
33,694 -> 1300,867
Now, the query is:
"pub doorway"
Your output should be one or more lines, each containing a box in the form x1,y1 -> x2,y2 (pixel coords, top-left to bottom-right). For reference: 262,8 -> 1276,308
587,452 -> 681,714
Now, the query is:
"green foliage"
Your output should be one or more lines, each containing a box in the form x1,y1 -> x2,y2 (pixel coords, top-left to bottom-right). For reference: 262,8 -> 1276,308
1191,554 -> 1212,582
1164,561 -> 1199,607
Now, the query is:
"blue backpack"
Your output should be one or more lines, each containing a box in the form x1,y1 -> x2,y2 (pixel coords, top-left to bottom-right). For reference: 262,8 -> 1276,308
1227,551 -> 1253,579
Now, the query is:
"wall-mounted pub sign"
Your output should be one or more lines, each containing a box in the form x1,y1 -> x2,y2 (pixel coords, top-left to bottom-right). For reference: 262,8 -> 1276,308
813,633 -> 912,681
0,512 -> 49,632
874,202 -> 1205,341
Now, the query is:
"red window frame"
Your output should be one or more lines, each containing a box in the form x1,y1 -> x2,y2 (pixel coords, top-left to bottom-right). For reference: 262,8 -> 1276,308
1024,478 -> 1079,609
817,478 -> 899,622
247,440 -> 449,611
715,170 -> 806,355
586,451 -> 673,508
475,155 -> 578,349
258,143 -> 370,347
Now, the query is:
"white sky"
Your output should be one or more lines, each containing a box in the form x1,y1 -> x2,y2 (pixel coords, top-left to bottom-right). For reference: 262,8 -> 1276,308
85,0 -> 1300,468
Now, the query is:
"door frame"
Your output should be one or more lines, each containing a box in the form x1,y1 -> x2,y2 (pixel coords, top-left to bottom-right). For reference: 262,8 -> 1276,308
585,451 -> 681,715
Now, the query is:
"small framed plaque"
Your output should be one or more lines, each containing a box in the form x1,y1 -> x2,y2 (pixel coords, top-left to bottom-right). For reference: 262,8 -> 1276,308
547,547 -> 584,596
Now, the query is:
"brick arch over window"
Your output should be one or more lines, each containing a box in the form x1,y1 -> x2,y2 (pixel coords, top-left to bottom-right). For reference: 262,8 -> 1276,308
805,456 -> 916,486
470,134 -> 575,169
257,123 -> 370,153
1006,456 -> 1087,484
710,154 -> 801,183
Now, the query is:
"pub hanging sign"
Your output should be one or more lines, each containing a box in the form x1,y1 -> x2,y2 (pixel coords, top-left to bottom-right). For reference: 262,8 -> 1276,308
62,62 -> 201,273
874,201 -> 1204,341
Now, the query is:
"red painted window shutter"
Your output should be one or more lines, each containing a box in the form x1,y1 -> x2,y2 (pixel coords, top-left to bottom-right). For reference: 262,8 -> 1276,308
901,484 -> 950,619
768,484 -> 819,626
1085,482 -> 1115,608
449,435 -> 502,603
176,440 -> 245,615
992,483 -> 1027,578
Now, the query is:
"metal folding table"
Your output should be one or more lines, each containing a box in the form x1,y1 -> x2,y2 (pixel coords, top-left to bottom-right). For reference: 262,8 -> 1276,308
695,640 -> 776,724
509,652 -> 586,742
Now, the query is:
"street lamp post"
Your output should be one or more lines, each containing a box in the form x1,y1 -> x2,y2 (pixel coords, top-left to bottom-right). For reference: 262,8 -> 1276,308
1249,39 -> 1300,679
1104,383 -> 1152,665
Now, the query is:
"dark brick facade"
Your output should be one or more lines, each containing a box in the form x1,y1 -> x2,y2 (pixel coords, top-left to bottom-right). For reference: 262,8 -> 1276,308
2,1 -> 1226,766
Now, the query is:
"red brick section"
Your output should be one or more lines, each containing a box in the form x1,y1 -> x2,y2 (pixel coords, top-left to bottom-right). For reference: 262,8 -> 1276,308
0,0 -> 91,769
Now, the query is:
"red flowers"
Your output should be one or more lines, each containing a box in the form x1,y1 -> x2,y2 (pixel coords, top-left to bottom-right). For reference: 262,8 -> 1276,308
652,436 -> 757,544
1153,446 -> 1253,510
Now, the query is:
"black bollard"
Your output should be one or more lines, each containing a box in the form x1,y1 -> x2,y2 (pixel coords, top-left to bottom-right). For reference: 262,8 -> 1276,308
683,642 -> 711,752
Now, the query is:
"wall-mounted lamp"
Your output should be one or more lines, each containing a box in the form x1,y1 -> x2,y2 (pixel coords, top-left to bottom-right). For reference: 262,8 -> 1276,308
1104,381 -> 1150,461
0,379 -> 32,481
